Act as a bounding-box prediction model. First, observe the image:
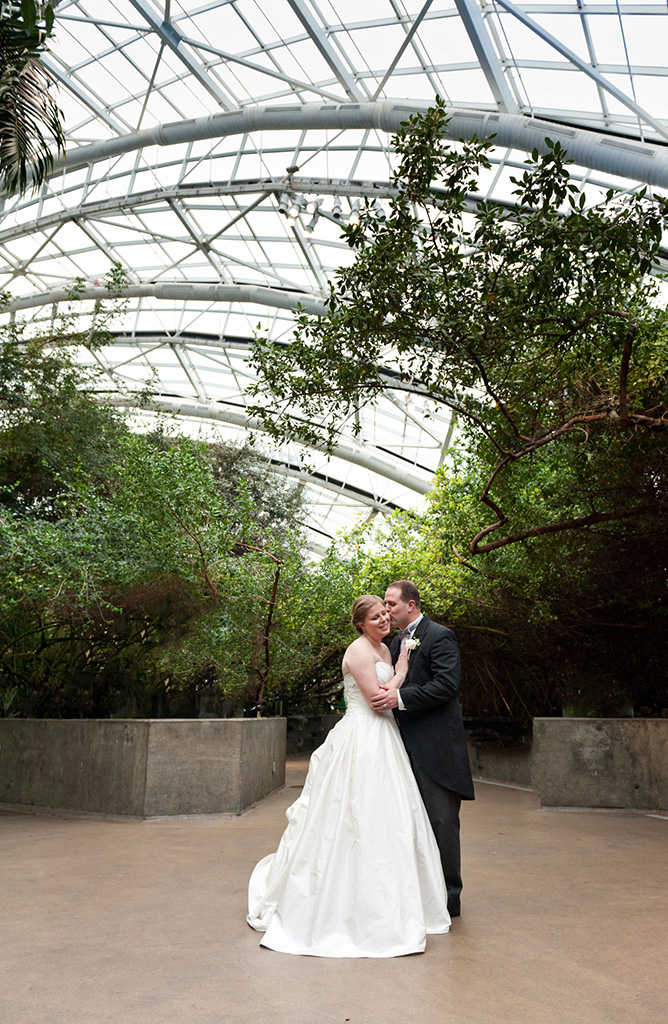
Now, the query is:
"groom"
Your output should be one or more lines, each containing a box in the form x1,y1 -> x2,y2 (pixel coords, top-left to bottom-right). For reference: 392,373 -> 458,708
370,580 -> 474,918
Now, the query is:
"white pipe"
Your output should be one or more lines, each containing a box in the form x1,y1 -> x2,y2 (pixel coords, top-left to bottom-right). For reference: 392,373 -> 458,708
112,395 -> 433,495
7,282 -> 328,317
50,102 -> 668,189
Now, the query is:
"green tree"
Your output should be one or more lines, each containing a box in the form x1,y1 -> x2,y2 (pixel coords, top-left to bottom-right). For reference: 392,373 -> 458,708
338,445 -> 668,721
0,300 -> 362,719
250,99 -> 668,557
248,102 -> 668,720
0,340 -> 127,518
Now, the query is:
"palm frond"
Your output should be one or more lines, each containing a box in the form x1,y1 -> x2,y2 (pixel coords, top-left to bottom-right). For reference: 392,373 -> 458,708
0,2 -> 64,196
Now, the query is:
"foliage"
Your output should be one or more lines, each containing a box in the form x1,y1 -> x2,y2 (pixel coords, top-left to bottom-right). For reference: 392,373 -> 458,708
250,98 -> 668,557
0,291 -> 362,719
0,329 -> 129,517
155,543 -> 359,718
4,87 -> 668,724
340,446 -> 668,722
0,422 -> 319,716
166,432 -> 306,547
0,1 -> 64,195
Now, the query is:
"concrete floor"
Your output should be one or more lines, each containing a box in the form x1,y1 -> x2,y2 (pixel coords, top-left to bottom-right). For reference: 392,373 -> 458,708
1,758 -> 666,1024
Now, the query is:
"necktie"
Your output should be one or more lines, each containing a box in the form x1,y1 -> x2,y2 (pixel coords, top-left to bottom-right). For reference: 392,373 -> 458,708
398,628 -> 411,651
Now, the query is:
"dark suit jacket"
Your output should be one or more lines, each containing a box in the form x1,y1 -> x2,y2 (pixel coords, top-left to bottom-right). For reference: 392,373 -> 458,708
391,616 -> 474,800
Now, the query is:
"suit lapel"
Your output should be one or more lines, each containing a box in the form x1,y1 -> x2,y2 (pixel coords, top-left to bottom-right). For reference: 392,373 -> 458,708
413,615 -> 430,641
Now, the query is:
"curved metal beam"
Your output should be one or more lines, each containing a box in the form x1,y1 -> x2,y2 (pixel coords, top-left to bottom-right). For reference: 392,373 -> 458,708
0,177 -> 502,250
272,463 -> 401,514
50,102 -> 668,189
88,332 -> 448,415
7,175 -> 668,283
0,178 -> 389,248
7,282 -> 327,317
11,244 -> 668,322
109,395 -> 433,495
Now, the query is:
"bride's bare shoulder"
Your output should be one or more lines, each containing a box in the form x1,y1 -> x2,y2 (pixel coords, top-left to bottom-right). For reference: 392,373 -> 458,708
342,636 -> 372,674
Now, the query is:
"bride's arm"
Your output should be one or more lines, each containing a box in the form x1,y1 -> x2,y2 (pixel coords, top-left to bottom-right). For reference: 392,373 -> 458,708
368,647 -> 408,713
343,642 -> 405,708
386,647 -> 409,689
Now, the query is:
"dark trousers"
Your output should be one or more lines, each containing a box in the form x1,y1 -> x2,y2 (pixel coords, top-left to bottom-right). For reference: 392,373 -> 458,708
410,755 -> 462,916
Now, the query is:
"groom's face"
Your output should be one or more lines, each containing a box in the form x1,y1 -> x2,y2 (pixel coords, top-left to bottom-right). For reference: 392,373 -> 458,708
384,587 -> 416,630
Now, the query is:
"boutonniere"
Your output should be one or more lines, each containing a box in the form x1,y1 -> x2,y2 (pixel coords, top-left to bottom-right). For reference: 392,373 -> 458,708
406,637 -> 420,652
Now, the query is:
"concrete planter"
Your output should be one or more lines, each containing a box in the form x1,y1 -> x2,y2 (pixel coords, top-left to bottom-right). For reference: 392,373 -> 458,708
0,717 -> 286,817
532,718 -> 668,810
286,714 -> 341,754
467,738 -> 533,788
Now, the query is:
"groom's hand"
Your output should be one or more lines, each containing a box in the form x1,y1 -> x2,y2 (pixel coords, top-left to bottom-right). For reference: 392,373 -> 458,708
370,686 -> 398,712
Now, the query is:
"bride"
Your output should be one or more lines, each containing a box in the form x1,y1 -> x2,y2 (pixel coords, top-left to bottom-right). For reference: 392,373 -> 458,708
246,594 -> 451,957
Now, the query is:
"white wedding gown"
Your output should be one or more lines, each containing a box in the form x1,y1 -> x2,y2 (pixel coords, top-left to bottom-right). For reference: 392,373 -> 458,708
247,662 -> 450,957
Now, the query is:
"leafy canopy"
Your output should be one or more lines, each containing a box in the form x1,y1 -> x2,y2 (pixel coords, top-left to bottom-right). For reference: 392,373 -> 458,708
250,98 -> 668,555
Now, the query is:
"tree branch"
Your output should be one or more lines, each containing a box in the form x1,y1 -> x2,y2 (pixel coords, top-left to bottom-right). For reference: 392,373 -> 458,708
470,504 -> 658,555
452,545 -> 482,573
618,315 -> 638,425
236,541 -> 282,714
466,346 -> 524,441
166,503 -> 218,606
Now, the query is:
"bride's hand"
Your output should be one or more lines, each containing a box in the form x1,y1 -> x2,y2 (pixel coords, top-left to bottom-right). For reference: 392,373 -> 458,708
370,686 -> 398,712
395,647 -> 409,684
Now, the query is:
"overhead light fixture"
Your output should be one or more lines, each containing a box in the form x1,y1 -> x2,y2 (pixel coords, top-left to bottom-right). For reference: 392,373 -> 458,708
349,200 -> 361,225
277,192 -> 290,216
374,199 -> 386,221
332,197 -> 342,220
304,211 -> 320,233
306,198 -> 321,215
287,197 -> 305,226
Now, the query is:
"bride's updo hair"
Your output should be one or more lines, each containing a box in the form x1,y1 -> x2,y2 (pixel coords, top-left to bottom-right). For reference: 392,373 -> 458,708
351,594 -> 384,635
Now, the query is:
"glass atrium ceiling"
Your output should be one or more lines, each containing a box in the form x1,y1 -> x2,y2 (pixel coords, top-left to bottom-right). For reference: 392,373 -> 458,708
4,1 -> 668,550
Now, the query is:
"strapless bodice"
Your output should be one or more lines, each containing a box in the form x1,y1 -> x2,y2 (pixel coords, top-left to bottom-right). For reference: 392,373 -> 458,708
343,661 -> 394,714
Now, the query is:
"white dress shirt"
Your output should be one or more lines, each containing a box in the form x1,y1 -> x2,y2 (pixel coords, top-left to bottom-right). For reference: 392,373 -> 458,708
396,614 -> 422,711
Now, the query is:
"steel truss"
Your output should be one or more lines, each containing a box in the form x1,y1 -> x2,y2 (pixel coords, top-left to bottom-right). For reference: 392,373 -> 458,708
4,1 -> 668,549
